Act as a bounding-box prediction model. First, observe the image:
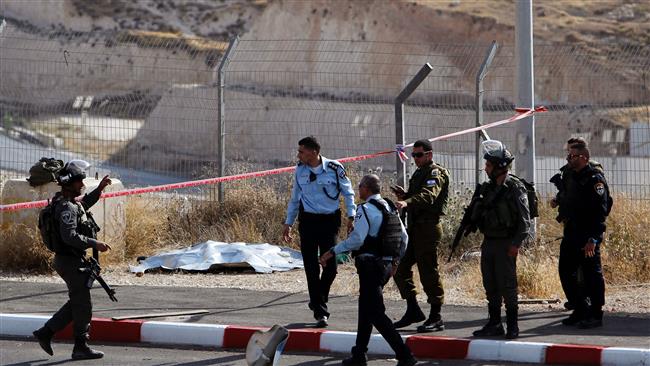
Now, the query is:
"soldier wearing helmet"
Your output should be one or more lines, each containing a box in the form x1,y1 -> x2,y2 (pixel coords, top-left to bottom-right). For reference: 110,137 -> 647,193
470,140 -> 531,340
33,160 -> 113,360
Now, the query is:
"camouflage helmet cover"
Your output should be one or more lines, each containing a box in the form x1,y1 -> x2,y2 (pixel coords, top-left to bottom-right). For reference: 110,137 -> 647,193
482,140 -> 514,168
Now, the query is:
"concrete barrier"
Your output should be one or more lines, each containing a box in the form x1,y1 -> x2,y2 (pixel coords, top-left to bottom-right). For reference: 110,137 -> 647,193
0,178 -> 126,248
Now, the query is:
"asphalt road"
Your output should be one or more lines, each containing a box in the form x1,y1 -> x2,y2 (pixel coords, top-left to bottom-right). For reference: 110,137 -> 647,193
1,281 -> 649,350
0,339 -> 549,366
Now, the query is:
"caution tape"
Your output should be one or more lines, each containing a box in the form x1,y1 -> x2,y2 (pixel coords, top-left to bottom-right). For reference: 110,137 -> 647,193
0,107 -> 546,212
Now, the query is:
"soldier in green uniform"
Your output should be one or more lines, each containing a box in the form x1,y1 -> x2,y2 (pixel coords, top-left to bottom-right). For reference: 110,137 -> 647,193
32,160 -> 113,360
471,140 -> 531,339
391,139 -> 450,333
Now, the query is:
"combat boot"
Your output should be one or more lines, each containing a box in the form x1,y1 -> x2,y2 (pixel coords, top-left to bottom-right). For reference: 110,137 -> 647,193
561,309 -> 586,326
396,355 -> 418,366
473,306 -> 505,337
416,303 -> 444,333
505,308 -> 519,339
578,308 -> 603,329
393,296 -> 426,329
71,336 -> 104,360
342,347 -> 367,366
33,326 -> 54,356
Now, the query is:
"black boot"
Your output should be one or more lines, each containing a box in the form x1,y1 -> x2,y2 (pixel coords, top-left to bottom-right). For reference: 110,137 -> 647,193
396,355 -> 418,366
505,308 -> 519,339
473,306 -> 505,337
33,326 -> 54,356
578,307 -> 603,329
342,347 -> 367,366
416,303 -> 444,333
71,336 -> 104,360
562,308 -> 587,326
393,296 -> 426,329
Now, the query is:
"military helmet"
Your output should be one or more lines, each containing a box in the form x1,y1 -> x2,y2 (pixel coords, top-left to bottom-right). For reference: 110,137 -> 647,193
56,159 -> 90,185
482,140 -> 514,168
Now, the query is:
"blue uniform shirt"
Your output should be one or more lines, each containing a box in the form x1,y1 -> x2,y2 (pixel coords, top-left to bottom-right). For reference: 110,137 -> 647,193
332,194 -> 408,259
285,156 -> 356,225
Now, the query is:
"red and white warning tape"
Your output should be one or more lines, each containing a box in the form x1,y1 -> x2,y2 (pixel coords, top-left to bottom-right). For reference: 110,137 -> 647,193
0,107 -> 546,213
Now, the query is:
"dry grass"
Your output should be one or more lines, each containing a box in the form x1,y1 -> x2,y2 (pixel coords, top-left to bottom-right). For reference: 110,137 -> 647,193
0,224 -> 53,272
1,176 -> 648,302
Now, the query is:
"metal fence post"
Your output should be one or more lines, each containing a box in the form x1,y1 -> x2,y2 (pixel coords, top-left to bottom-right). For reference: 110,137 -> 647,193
515,0 -> 536,184
394,63 -> 433,188
217,36 -> 239,202
475,41 -> 499,185
516,0 -> 536,239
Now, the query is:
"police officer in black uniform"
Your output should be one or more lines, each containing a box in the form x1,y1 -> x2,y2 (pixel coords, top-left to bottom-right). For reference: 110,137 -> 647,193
557,141 -> 609,328
550,137 -> 605,312
32,160 -> 113,360
319,175 -> 416,366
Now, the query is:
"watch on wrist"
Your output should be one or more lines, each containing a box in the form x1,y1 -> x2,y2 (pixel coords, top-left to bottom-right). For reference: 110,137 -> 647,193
589,238 -> 598,245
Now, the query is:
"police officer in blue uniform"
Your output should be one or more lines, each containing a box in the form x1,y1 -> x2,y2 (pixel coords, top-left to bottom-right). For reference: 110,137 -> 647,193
319,174 -> 416,366
558,141 -> 610,328
283,136 -> 356,327
32,160 -> 112,360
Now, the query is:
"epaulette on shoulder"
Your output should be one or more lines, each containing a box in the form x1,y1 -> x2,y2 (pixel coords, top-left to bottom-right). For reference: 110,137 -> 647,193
327,161 -> 342,171
506,174 -> 526,190
432,162 -> 446,171
589,160 -> 604,174
58,200 -> 76,210
590,172 -> 606,183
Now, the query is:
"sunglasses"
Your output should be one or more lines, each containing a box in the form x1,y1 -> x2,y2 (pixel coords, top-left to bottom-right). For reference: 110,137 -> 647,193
411,151 -> 430,158
566,153 -> 582,160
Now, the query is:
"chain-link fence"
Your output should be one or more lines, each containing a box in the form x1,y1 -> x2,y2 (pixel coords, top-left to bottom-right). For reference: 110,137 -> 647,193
0,20 -> 223,187
1,19 -> 649,200
223,40 -> 650,198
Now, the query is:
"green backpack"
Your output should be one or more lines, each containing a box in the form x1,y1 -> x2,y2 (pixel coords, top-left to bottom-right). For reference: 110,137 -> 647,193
27,157 -> 64,187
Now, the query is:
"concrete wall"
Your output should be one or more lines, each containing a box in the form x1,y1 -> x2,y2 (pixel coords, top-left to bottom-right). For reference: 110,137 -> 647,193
0,22 -> 216,103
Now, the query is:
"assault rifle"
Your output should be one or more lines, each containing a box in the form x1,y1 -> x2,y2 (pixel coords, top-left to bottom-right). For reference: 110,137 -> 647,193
447,184 -> 481,263
79,256 -> 118,302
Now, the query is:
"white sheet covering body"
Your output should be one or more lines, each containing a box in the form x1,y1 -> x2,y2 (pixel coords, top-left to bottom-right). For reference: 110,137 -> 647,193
129,241 -> 303,274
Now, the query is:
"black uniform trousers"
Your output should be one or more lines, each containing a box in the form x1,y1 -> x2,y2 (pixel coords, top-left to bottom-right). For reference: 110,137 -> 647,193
559,228 -> 606,317
298,210 -> 341,319
45,254 -> 92,338
352,256 -> 412,361
481,239 -> 518,311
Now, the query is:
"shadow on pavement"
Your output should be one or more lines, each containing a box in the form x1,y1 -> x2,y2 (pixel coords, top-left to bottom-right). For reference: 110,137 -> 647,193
0,290 -> 69,303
